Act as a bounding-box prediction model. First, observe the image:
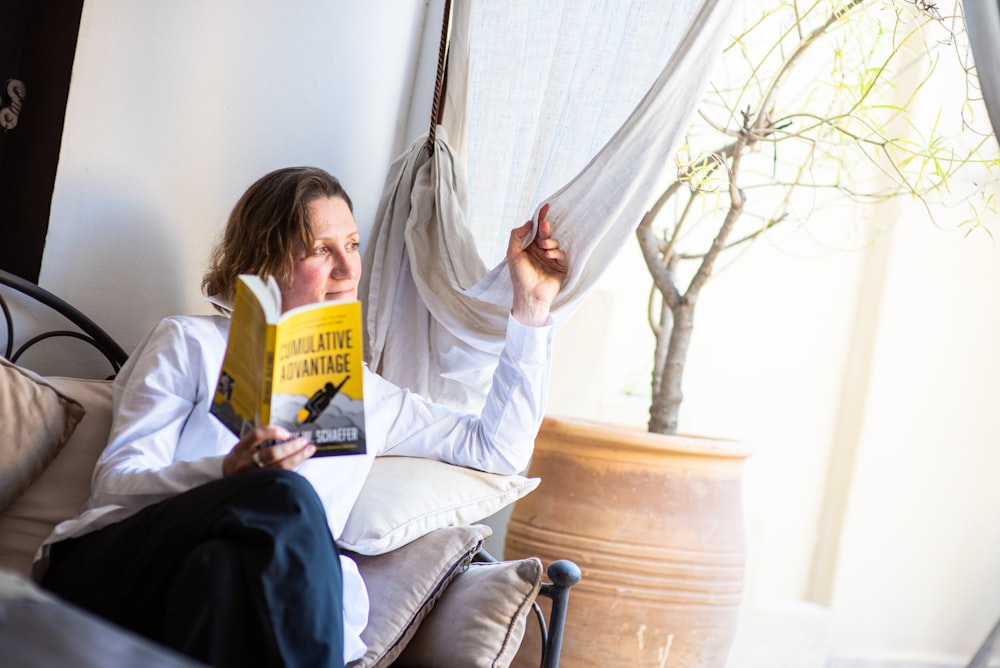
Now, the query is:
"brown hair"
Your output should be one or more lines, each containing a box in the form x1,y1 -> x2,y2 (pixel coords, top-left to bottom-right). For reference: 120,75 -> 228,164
201,166 -> 353,309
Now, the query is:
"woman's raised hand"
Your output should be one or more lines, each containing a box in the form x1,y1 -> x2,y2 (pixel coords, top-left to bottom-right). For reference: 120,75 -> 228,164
507,203 -> 569,326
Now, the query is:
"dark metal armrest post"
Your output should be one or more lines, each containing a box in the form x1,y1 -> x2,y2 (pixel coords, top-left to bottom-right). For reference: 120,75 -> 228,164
538,560 -> 582,668
474,550 -> 582,668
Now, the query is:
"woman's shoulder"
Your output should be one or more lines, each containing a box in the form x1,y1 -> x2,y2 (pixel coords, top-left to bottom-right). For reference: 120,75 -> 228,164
122,314 -> 229,374
157,313 -> 230,339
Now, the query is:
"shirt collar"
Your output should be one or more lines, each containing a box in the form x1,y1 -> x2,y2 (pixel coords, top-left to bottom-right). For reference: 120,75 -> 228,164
204,293 -> 233,313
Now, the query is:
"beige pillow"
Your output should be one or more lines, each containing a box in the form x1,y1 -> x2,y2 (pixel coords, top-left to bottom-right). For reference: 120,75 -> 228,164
338,456 -> 539,556
345,523 -> 491,668
0,377 -> 113,576
394,557 -> 544,668
0,359 -> 85,515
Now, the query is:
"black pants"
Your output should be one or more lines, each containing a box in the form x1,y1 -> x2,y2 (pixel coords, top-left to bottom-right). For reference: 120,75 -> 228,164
39,469 -> 346,668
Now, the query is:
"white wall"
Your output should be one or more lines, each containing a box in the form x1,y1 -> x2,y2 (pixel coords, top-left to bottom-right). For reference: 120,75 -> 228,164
829,206 -> 1000,663
40,0 -> 441,356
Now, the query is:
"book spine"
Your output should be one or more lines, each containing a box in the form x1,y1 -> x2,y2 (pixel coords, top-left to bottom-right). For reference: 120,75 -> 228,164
260,324 -> 278,426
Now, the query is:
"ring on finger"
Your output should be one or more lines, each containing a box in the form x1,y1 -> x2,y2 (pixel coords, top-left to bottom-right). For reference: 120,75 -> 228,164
252,450 -> 265,469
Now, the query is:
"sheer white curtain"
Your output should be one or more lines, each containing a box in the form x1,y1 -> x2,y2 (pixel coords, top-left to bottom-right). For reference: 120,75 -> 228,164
361,0 -> 735,410
463,1 -> 714,266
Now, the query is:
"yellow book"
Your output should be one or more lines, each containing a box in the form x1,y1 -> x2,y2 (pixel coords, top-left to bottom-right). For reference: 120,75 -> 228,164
211,274 -> 366,456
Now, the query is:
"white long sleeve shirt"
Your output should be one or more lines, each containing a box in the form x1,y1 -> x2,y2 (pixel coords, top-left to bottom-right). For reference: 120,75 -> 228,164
39,312 -> 553,662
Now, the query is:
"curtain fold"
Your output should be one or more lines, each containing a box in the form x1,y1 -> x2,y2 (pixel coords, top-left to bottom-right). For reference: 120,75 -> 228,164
361,0 -> 736,410
964,0 -> 1000,143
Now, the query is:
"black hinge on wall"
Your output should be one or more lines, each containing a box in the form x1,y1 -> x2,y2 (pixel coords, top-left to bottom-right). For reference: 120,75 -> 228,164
0,79 -> 27,131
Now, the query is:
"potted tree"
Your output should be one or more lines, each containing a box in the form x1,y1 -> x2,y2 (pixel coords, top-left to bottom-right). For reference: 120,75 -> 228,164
505,1 -> 999,666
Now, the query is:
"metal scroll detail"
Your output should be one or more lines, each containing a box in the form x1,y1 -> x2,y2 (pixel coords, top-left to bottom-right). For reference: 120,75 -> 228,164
0,79 -> 26,131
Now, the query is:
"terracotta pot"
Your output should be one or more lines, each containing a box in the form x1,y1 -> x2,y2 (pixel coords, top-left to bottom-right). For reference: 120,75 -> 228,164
504,415 -> 751,667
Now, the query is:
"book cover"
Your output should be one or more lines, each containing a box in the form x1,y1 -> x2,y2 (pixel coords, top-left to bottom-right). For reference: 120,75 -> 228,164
211,275 -> 366,456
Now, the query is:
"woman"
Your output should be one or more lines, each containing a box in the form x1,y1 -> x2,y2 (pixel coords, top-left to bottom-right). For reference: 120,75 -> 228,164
35,166 -> 568,667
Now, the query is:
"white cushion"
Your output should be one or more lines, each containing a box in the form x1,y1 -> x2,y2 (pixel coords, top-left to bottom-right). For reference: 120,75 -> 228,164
338,456 -> 539,555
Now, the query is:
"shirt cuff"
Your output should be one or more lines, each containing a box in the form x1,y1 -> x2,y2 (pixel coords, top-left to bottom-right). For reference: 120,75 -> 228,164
504,312 -> 554,364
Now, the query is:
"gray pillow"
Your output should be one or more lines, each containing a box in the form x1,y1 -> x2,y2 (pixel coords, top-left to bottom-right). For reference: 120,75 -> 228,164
0,377 -> 113,576
345,524 -> 491,668
394,557 -> 544,668
0,359 -> 85,514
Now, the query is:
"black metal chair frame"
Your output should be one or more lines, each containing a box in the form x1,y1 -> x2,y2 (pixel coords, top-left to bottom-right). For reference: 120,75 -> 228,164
0,269 -> 128,373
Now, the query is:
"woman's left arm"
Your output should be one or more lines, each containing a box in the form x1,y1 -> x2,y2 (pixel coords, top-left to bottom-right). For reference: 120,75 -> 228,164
370,314 -> 554,474
374,206 -> 568,473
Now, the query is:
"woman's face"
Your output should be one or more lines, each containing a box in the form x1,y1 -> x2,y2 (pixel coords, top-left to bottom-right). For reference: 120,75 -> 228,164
279,195 -> 362,312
